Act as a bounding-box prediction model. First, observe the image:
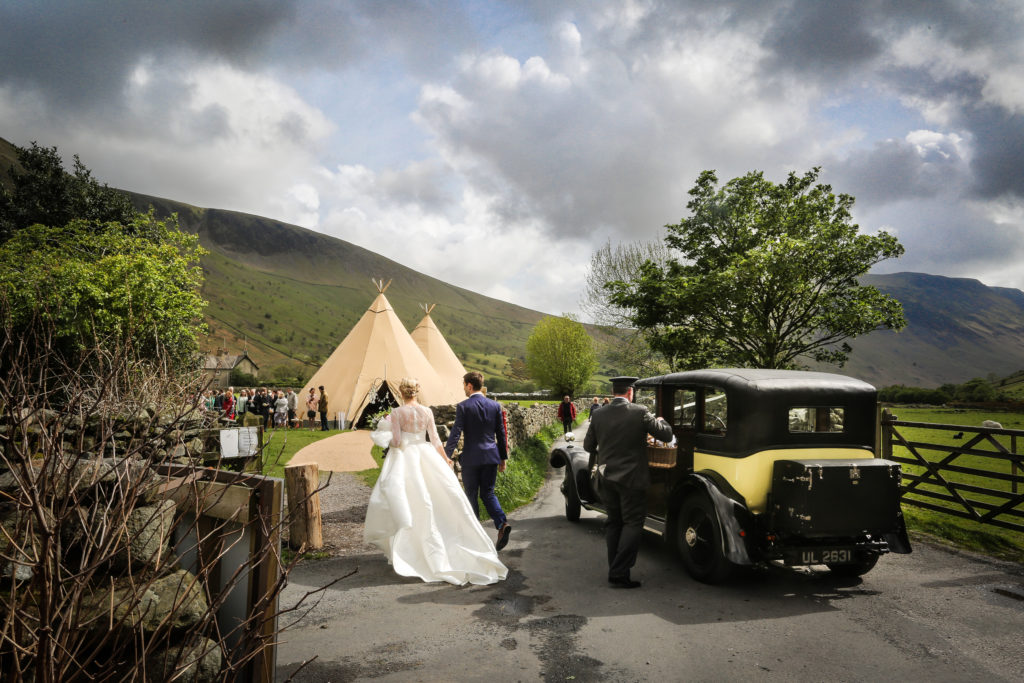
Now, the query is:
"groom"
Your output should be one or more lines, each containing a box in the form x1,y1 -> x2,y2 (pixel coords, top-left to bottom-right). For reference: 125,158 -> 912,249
445,371 -> 512,550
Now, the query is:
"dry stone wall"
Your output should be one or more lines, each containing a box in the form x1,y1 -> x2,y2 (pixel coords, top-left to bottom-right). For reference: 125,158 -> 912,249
0,406 -> 235,681
430,398 -> 589,452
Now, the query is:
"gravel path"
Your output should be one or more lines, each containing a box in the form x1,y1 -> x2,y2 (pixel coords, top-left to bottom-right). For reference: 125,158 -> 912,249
296,471 -> 374,555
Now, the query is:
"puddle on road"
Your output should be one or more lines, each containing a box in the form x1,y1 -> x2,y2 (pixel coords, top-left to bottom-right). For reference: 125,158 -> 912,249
473,569 -> 606,682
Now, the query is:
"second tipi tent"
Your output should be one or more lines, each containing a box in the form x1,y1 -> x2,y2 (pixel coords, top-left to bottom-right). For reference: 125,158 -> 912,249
411,304 -> 468,390
301,281 -> 465,428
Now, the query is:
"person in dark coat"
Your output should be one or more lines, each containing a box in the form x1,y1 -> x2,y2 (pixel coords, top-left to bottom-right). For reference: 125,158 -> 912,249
557,395 -> 577,434
583,376 -> 672,588
317,386 -> 330,431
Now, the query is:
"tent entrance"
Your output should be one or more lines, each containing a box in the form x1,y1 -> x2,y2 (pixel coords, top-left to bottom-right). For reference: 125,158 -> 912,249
357,381 -> 398,428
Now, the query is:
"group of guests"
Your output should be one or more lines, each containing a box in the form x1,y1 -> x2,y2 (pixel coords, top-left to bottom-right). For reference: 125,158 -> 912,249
199,386 -> 331,430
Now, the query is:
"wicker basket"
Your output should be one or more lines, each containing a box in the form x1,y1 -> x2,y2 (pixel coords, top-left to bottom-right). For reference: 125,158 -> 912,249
647,445 -> 677,469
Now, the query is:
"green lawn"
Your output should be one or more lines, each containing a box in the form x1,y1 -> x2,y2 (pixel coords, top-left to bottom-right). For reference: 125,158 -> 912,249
259,427 -> 346,479
885,406 -> 1024,563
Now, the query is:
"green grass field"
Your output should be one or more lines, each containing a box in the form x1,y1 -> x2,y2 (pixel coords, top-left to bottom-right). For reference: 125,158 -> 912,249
885,407 -> 1024,562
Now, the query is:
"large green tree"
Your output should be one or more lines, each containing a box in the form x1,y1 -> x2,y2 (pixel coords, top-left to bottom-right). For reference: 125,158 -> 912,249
0,142 -> 137,243
525,315 -> 597,396
609,168 -> 905,369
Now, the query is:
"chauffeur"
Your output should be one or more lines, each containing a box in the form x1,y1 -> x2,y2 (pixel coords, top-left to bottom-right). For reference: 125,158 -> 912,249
583,376 -> 673,588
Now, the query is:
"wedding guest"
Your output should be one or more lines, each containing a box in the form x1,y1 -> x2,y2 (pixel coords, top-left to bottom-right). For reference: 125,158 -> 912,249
261,388 -> 273,429
273,390 -> 288,428
557,395 -> 577,434
305,388 -> 318,431
235,389 -> 248,417
317,386 -> 330,431
286,388 -> 298,428
222,388 -> 235,420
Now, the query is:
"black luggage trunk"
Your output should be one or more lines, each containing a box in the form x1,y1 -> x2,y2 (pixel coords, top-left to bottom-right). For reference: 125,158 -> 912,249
770,458 -> 902,538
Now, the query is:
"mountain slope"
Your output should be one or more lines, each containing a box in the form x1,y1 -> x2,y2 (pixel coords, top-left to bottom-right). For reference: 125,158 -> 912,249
835,273 -> 1024,386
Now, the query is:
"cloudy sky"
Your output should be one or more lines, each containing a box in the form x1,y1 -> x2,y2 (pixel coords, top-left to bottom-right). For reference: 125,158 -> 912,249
3,1 -> 1023,317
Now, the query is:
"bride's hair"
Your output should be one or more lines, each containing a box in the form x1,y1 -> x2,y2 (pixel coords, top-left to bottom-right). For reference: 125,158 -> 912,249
399,377 -> 420,399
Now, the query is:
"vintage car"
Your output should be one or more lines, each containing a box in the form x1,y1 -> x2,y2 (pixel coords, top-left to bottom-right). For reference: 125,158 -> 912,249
551,369 -> 911,583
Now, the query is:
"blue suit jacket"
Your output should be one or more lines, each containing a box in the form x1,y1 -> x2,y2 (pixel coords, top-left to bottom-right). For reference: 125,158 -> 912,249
444,393 -> 508,467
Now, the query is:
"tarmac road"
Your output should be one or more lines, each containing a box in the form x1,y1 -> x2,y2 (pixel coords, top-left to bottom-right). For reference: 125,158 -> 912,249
276,445 -> 1024,682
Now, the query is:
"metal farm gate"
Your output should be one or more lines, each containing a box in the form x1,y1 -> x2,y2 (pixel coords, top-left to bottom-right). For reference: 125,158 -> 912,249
880,410 -> 1024,533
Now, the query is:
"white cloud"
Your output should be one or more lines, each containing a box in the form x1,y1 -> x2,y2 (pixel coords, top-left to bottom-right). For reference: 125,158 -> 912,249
905,129 -> 966,161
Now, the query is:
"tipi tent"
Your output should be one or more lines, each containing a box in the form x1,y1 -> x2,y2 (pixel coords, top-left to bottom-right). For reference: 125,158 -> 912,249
301,281 -> 465,428
411,304 -> 468,389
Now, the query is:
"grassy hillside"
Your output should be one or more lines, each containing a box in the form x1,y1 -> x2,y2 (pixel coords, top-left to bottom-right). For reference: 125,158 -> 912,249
993,370 -> 1024,400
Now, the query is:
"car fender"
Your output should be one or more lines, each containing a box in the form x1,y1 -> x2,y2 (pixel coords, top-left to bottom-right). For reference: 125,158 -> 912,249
680,472 -> 754,566
885,510 -> 913,554
552,444 -> 600,504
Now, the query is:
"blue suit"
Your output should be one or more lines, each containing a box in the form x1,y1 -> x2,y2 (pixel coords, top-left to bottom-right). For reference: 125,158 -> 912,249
445,393 -> 508,529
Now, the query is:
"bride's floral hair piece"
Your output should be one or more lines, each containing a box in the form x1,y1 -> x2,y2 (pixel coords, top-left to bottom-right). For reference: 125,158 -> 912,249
399,377 -> 420,399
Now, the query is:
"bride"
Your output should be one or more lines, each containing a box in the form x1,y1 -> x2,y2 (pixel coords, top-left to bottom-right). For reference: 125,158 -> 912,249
364,377 -> 508,586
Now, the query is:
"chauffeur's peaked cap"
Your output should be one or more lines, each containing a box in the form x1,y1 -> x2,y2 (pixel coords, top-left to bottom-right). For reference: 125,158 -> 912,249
610,376 -> 639,393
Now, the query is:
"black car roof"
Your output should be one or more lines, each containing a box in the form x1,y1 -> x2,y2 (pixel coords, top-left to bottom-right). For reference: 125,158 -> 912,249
634,368 -> 875,395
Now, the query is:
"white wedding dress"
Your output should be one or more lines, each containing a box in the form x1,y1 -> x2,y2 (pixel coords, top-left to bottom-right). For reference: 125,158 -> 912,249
364,404 -> 508,586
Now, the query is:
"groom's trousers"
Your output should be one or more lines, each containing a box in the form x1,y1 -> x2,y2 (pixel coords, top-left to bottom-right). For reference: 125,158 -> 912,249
462,463 -> 507,530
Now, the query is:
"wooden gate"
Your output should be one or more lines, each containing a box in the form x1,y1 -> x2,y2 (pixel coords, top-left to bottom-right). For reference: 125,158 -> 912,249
880,410 -> 1024,533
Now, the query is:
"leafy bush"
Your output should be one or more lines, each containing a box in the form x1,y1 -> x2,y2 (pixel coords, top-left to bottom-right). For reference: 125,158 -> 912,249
0,213 -> 207,373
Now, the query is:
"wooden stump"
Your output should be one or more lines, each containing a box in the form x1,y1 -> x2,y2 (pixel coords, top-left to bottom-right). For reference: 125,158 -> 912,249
284,463 -> 323,551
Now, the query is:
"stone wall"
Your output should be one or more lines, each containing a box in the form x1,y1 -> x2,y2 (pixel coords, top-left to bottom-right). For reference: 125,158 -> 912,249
430,398 -> 589,452
0,407 -> 235,681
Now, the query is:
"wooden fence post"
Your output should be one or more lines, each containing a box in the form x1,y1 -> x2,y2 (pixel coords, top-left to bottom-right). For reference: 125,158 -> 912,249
284,464 -> 323,551
880,408 -> 893,461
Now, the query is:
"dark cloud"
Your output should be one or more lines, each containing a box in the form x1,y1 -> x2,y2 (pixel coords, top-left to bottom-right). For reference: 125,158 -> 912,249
0,1 -> 292,109
962,107 -> 1024,200
762,1 -> 883,76
0,1 -> 474,116
866,199 -> 1024,280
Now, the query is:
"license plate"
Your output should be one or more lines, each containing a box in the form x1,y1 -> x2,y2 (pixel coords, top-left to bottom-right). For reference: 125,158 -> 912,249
785,547 -> 855,565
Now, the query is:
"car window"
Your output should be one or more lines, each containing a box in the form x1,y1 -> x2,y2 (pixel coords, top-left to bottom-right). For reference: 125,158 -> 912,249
789,407 -> 845,433
704,388 -> 727,435
670,388 -> 698,427
634,387 -> 657,414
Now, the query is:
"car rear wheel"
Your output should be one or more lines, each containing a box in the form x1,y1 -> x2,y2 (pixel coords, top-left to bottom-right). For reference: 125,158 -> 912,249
674,493 -> 735,584
564,471 -> 581,522
827,553 -> 879,577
